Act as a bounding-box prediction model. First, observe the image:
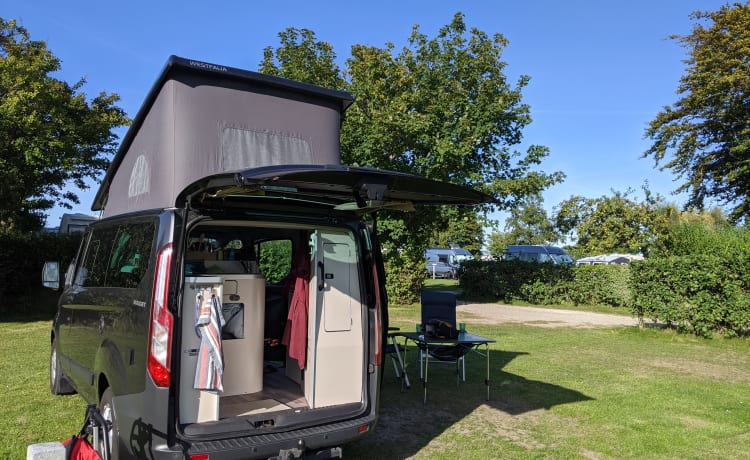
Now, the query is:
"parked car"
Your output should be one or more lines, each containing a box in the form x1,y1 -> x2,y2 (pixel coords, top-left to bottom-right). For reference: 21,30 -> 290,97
42,56 -> 490,460
503,245 -> 574,265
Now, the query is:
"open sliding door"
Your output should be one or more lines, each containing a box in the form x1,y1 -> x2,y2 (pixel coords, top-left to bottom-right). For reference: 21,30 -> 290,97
305,229 -> 364,408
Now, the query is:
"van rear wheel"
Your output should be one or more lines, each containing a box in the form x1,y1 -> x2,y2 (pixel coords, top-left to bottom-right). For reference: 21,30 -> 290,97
99,387 -> 119,460
50,338 -> 75,395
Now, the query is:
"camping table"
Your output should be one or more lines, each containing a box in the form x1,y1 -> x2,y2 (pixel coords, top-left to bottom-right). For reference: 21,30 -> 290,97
393,331 -> 495,403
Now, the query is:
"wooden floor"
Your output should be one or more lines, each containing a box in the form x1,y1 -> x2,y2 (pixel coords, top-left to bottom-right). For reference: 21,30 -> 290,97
220,364 -> 308,418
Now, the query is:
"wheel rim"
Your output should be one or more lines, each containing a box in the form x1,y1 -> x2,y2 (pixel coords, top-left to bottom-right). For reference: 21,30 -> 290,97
100,401 -> 114,454
50,347 -> 57,386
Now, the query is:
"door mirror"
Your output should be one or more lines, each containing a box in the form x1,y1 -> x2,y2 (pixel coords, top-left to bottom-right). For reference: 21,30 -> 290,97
42,261 -> 60,290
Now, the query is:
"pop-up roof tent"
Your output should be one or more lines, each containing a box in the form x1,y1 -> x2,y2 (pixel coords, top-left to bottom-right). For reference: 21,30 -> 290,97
93,56 -> 354,217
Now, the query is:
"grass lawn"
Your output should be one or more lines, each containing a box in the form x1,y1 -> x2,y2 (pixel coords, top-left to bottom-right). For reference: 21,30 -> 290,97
2,311 -> 749,459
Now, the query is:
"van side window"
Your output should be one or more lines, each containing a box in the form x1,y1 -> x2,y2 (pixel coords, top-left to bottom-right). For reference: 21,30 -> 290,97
257,239 -> 292,284
107,222 -> 156,288
79,226 -> 117,287
77,222 -> 155,288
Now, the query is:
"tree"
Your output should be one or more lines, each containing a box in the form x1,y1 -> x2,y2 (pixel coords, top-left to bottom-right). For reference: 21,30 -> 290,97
341,14 -> 564,207
0,18 -> 128,233
502,193 -> 559,244
340,14 -> 564,266
259,28 -> 346,90
260,13 -> 565,300
427,207 -> 484,254
644,3 -> 750,222
554,187 -> 665,256
485,193 -> 559,259
648,204 -> 732,256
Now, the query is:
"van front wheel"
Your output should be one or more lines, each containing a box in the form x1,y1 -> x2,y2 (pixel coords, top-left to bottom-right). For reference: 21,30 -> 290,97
50,338 -> 75,395
99,387 -> 119,460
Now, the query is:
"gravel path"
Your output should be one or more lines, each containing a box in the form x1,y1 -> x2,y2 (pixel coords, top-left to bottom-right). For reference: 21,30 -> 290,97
457,302 -> 638,328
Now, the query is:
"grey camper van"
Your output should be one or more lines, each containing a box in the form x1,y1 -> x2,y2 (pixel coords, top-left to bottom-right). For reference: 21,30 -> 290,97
44,57 -> 490,459
503,245 -> 573,264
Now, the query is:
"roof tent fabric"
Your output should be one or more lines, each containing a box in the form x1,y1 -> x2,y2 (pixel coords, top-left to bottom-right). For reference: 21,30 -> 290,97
94,56 -> 354,217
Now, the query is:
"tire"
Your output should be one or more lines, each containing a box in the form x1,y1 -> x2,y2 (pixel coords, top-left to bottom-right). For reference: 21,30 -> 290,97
50,338 -> 75,395
99,387 -> 119,460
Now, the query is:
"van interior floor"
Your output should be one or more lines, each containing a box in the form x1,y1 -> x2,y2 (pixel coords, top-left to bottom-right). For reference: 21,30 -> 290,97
219,363 -> 307,418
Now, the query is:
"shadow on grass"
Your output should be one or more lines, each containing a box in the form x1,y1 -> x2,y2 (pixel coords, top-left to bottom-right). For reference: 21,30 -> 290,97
0,312 -> 55,323
346,349 -> 593,459
1,289 -> 58,323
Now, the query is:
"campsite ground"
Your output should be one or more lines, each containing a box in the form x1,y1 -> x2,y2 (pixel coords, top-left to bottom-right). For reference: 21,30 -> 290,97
458,301 -> 638,328
349,301 -> 750,459
5,300 -> 748,459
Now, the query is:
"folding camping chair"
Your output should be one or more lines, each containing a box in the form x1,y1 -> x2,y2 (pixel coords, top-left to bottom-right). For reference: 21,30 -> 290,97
386,327 -> 410,390
419,290 -> 472,383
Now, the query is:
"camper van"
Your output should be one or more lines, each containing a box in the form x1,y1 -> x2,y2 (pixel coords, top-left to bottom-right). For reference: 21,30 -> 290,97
43,57 -> 489,459
424,247 -> 473,278
503,245 -> 574,265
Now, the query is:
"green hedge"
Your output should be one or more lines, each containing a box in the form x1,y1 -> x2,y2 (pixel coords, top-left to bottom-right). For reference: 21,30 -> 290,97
0,232 -> 82,316
461,257 -> 750,336
458,260 -> 630,307
629,256 -> 750,337
570,264 -> 631,307
384,256 -> 427,305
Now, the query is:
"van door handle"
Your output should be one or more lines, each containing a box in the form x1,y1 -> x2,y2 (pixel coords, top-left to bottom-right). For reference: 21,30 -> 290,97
317,261 -> 324,291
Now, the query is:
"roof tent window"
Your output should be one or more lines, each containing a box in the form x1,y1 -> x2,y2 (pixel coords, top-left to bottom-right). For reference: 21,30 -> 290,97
221,127 -> 312,170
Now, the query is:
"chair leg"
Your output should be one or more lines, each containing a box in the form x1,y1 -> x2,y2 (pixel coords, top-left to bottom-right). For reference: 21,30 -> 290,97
419,349 -> 424,381
390,355 -> 401,379
402,364 -> 411,389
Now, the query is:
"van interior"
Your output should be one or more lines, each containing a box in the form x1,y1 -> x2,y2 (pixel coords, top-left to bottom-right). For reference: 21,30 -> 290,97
178,221 -> 368,431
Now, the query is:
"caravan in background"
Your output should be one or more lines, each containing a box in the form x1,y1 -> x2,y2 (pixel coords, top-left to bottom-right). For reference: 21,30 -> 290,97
424,245 -> 474,279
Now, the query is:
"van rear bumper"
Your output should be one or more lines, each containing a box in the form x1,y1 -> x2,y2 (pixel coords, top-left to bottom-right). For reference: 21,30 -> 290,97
152,415 -> 376,459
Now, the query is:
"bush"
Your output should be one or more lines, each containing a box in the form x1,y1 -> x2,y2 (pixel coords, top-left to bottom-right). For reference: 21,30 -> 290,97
630,255 -> 750,337
459,260 -> 631,307
0,232 -> 82,316
459,260 -> 571,304
384,255 -> 426,304
569,264 -> 631,307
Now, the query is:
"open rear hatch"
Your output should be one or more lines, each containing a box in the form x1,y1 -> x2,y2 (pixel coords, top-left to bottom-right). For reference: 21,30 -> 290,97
181,164 -> 493,212
176,164 -> 491,438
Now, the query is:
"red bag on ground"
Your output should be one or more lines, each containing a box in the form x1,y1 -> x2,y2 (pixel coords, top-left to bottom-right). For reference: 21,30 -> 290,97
62,434 -> 101,460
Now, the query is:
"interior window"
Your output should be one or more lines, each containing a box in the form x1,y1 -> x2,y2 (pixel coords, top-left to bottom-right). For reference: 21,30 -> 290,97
257,239 -> 292,284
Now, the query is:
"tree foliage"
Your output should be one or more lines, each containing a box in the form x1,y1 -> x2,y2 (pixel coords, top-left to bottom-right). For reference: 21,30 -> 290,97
260,13 -> 564,273
0,18 -> 129,233
644,3 -> 750,222
554,187 -> 665,256
341,14 -> 564,208
488,193 -> 559,256
426,207 -> 484,254
649,206 -> 738,257
260,28 -> 346,90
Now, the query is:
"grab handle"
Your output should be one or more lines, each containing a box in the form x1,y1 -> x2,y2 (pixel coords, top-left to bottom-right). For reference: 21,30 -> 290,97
318,261 -> 325,291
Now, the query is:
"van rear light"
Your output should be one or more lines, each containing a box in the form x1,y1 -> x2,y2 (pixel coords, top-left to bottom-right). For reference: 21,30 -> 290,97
189,455 -> 209,460
148,243 -> 173,387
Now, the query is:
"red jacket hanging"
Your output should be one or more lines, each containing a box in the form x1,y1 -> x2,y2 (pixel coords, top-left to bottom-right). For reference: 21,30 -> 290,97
282,244 -> 310,370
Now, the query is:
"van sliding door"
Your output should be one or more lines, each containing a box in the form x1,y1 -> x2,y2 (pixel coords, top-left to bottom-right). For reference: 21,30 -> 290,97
306,229 -> 364,408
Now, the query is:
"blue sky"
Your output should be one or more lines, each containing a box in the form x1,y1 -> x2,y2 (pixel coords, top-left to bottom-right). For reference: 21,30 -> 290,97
3,0 -> 730,229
